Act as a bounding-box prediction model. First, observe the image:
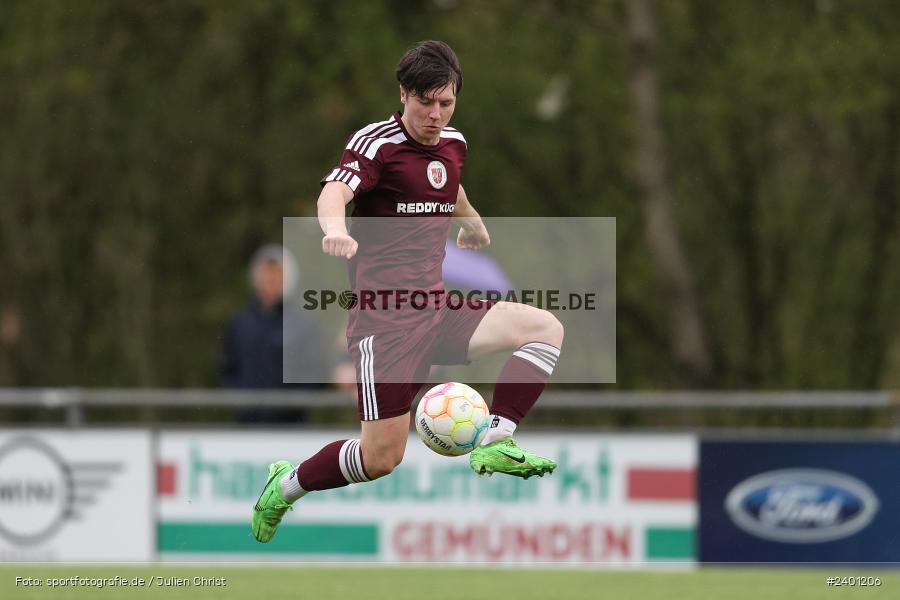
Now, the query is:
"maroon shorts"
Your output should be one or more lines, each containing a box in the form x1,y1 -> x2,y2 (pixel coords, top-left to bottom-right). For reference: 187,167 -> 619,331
348,299 -> 494,421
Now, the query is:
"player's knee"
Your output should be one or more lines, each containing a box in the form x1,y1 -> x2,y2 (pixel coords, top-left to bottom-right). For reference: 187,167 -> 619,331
542,311 -> 564,347
365,449 -> 404,479
520,309 -> 563,348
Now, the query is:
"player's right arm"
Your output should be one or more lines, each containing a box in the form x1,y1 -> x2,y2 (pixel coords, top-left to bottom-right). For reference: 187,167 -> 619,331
317,181 -> 358,259
318,120 -> 389,258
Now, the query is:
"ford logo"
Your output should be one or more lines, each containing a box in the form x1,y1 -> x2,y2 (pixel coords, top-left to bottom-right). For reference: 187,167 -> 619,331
725,469 -> 879,543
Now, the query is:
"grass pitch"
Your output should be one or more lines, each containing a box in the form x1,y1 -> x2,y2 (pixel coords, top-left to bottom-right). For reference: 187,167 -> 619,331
4,566 -> 898,600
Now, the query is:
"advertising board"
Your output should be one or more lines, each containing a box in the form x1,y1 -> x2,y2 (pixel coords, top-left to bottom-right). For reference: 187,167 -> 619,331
158,431 -> 696,564
699,441 -> 900,563
0,429 -> 154,561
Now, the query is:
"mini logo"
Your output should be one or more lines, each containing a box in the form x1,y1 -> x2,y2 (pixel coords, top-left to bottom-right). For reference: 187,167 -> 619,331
426,160 -> 447,189
490,416 -> 500,428
343,161 -> 360,172
724,469 -> 879,543
0,437 -> 122,546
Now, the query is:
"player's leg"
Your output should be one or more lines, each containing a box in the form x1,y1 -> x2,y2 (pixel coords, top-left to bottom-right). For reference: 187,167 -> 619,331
467,301 -> 563,477
467,301 -> 564,359
252,333 -> 423,542
360,411 -> 409,478
251,407 -> 410,543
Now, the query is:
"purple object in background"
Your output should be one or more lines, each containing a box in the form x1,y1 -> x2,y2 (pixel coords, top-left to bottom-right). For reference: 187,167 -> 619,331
441,239 -> 514,293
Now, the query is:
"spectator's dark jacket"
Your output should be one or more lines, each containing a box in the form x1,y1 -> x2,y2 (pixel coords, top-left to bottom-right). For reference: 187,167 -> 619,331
221,299 -> 330,390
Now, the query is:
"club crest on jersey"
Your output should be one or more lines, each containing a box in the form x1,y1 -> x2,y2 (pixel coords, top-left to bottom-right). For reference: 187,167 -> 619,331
426,160 -> 447,189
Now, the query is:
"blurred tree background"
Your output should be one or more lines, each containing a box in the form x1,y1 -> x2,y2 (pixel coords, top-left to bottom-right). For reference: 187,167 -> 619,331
0,0 -> 897,390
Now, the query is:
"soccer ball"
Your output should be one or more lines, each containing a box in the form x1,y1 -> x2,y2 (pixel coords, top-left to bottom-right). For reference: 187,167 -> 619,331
415,382 -> 490,456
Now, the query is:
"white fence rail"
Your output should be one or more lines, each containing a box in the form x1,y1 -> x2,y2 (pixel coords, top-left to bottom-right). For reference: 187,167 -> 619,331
1,389 -> 897,427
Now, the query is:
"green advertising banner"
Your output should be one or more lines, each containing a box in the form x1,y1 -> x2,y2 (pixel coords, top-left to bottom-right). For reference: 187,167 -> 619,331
158,432 -> 695,565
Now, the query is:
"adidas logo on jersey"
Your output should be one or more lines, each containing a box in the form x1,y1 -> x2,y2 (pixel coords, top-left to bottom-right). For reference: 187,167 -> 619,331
343,160 -> 360,172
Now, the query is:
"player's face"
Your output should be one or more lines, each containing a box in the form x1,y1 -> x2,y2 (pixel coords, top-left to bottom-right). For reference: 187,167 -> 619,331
400,84 -> 456,145
254,260 -> 283,308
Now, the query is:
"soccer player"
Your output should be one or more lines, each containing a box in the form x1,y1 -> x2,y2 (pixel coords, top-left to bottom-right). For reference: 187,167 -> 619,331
252,41 -> 563,543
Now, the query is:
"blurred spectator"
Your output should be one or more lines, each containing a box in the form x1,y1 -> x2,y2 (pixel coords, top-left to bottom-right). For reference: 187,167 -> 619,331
441,239 -> 514,295
220,244 -> 331,424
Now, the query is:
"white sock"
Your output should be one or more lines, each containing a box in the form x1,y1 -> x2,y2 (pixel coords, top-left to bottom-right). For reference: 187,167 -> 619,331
480,414 -> 517,446
279,468 -> 307,502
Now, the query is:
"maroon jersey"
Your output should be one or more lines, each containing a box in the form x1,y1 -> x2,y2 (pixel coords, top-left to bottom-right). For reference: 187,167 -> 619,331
321,112 -> 468,336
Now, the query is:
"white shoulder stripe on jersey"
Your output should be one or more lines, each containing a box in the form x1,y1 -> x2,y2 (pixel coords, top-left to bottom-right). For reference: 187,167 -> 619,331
439,130 -> 467,145
357,126 -> 402,156
364,131 -> 408,160
345,117 -> 394,151
352,122 -> 397,153
325,169 -> 361,192
351,123 -> 391,153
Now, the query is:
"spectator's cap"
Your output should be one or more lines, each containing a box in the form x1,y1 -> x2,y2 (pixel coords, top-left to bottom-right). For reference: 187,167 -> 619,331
249,244 -> 299,298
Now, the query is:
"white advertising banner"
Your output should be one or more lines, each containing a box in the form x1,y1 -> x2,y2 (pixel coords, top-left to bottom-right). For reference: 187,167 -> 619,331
158,431 -> 696,564
0,429 -> 154,562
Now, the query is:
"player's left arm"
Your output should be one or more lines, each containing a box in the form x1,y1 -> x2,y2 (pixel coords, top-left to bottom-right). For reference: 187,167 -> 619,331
454,184 -> 490,250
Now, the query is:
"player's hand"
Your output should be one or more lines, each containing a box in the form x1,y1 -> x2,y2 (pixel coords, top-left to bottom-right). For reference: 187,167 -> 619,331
322,233 -> 358,259
457,223 -> 490,250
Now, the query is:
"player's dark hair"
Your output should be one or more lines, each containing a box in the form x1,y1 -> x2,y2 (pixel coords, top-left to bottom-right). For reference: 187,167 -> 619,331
396,40 -> 463,97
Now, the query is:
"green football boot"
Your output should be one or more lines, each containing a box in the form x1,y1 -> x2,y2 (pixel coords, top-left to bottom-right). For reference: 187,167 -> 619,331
251,460 -> 294,543
469,438 -> 556,479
